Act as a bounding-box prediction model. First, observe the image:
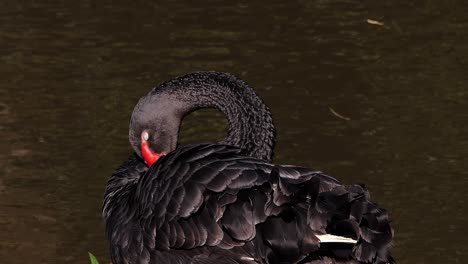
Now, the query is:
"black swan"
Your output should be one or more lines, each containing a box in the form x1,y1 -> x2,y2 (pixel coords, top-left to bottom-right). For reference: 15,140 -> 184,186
103,72 -> 394,264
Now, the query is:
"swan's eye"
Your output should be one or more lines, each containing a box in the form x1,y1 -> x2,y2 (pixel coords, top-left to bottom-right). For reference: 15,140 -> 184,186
141,131 -> 149,141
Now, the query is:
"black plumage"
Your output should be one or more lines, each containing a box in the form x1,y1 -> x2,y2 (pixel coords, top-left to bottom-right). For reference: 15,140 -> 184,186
103,72 -> 394,264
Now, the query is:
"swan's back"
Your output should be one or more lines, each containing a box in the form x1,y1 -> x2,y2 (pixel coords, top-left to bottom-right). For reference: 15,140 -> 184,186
104,144 -> 393,264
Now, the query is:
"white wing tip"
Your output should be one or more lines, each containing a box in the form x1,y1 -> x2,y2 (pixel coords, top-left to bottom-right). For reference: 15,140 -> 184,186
316,234 -> 357,244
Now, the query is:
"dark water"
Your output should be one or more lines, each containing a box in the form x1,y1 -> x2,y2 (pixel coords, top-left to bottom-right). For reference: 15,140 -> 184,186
1,1 -> 467,263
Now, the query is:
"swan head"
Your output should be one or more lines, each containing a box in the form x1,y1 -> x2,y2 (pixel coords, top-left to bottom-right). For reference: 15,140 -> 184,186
129,91 -> 182,166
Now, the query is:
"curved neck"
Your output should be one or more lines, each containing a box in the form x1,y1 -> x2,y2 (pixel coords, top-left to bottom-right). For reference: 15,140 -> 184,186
146,72 -> 276,162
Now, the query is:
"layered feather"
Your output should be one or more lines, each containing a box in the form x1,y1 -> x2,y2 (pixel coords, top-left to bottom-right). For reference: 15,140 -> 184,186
104,144 -> 393,264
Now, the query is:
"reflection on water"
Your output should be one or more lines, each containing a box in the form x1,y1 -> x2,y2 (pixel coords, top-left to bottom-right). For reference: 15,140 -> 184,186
1,1 -> 467,263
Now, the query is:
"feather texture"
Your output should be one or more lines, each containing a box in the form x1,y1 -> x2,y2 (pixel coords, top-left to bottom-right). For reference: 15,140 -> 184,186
104,144 -> 394,264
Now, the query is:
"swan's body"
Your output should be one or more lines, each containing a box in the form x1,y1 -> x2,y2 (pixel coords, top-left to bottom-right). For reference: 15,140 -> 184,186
103,72 -> 394,263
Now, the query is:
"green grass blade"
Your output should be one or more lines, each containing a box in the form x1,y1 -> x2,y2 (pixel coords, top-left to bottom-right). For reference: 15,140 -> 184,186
88,252 -> 100,264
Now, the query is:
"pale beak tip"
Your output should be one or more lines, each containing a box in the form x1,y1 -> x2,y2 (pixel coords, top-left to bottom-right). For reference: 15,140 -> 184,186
141,131 -> 149,141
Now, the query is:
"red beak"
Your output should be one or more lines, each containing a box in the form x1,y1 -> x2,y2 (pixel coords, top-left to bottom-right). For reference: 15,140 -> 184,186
141,140 -> 165,167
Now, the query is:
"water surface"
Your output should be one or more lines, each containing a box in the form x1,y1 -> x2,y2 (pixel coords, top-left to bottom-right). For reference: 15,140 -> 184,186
1,1 -> 467,263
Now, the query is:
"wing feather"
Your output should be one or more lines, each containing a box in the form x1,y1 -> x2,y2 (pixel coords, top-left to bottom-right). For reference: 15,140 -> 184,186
105,144 -> 393,264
